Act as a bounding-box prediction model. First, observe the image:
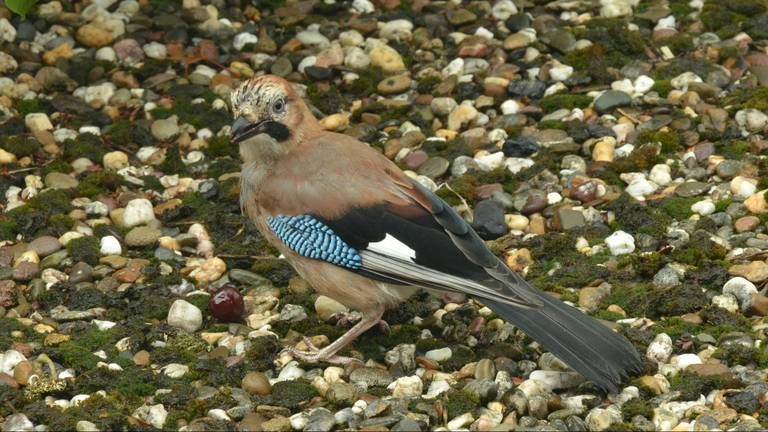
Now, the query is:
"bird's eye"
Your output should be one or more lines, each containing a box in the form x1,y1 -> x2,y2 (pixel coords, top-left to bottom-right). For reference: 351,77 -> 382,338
272,99 -> 286,114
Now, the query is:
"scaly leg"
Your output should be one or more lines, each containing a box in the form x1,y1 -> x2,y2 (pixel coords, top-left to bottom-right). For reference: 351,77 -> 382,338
332,311 -> 390,335
286,310 -> 384,364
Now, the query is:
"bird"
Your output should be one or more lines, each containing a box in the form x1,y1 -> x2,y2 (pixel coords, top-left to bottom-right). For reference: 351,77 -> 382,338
228,74 -> 643,393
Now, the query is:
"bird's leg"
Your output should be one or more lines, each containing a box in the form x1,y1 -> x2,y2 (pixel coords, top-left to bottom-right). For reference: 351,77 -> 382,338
332,311 -> 390,334
286,310 -> 384,364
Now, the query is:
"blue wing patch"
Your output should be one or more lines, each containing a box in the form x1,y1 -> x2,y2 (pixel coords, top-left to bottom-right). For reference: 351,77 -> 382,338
267,215 -> 363,270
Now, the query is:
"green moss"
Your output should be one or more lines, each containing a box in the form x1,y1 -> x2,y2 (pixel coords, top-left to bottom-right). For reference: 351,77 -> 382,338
564,45 -> 633,84
744,87 -> 768,111
250,258 -> 296,286
48,341 -> 100,371
700,1 -> 750,31
613,144 -> 664,174
204,135 -> 237,159
714,198 -> 733,213
104,120 -> 155,150
670,232 -> 727,266
658,196 -> 700,220
151,97 -> 233,131
593,310 -> 627,322
538,120 -> 567,130
700,305 -> 749,327
584,18 -> 646,55
41,159 -> 74,177
344,68 -> 384,98
713,345 -> 768,368
77,171 -> 125,197
417,75 -> 441,94
27,189 -> 74,214
669,1 -> 697,17
0,219 -> 17,241
157,143 -> 189,176
442,390 -> 480,418
306,83 -> 347,115
653,34 -> 694,55
0,317 -> 38,350
669,371 -> 735,400
539,94 -> 593,112
73,366 -> 157,396
14,99 -> 47,117
650,80 -> 673,97
415,336 -> 449,353
62,133 -> 106,163
720,140 -> 751,158
637,129 -> 681,154
66,236 -> 101,265
270,380 -> 319,409
605,194 -> 671,237
244,336 -> 281,371
1,136 -> 41,157
621,399 -> 653,421
443,344 -> 477,371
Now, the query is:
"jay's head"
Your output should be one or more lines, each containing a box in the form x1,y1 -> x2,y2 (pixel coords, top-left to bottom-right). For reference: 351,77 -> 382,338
229,75 -> 314,152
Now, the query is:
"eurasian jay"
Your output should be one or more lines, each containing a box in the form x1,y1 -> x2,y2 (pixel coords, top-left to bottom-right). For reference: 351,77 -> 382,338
229,75 -> 643,392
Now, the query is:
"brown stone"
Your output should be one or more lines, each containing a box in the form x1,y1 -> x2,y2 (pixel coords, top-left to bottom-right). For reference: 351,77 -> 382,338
133,350 -> 151,366
750,293 -> 768,316
734,216 -> 760,233
0,372 -> 19,389
13,360 -> 32,385
242,372 -> 272,396
686,363 -> 733,380
728,260 -> 768,283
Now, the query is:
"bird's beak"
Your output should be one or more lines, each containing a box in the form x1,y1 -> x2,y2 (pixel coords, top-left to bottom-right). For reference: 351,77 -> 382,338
230,116 -> 266,145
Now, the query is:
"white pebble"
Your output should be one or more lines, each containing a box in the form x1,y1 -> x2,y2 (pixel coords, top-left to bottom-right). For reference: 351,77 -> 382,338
691,200 -> 715,216
500,99 -> 520,115
646,333 -> 673,363
122,198 -> 156,227
100,236 -> 122,255
649,164 -> 672,186
167,300 -> 203,333
634,75 -> 655,94
389,375 -> 423,397
233,32 -> 259,51
605,230 -> 635,255
722,277 -> 758,311
425,347 -> 452,362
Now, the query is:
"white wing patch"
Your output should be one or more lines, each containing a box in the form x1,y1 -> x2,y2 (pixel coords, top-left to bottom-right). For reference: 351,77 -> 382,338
367,234 -> 416,261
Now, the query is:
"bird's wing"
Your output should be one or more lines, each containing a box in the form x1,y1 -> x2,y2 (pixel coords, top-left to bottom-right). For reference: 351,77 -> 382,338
256,132 -> 542,309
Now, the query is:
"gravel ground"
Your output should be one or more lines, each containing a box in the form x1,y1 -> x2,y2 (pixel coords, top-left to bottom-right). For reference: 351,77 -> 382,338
1,0 -> 768,430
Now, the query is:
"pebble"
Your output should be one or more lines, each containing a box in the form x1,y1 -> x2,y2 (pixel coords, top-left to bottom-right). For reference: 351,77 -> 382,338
125,226 -> 161,247
167,299 -> 203,333
605,230 -> 635,255
100,236 -> 122,255
389,376 -> 423,398
242,372 -> 271,395
369,45 -> 406,73
122,199 -> 156,227
722,277 -> 758,311
594,90 -> 631,114
647,333 -> 673,363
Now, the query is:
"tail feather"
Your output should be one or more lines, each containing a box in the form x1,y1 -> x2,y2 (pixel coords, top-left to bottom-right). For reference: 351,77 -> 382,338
482,291 -> 643,393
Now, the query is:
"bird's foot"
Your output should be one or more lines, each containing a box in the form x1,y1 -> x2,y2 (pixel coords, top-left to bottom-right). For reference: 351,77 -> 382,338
284,337 -> 361,365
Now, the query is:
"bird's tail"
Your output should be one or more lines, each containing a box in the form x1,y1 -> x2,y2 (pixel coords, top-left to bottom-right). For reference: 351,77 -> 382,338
482,290 -> 643,393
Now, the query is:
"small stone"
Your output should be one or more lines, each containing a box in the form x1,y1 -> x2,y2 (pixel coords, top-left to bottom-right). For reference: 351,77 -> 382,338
350,367 -> 391,387
578,283 -> 610,312
124,226 -> 161,247
122,199 -> 156,228
377,74 -> 411,95
315,295 -> 348,321
472,199 -> 508,240
424,347 -> 452,362
447,104 -> 478,131
646,333 -> 673,363
190,257 -> 227,283
133,350 -> 150,366
389,375 -> 423,398
592,138 -> 615,162
167,299 -> 203,332
722,277 -> 758,311
233,32 -> 259,51
735,109 -> 768,133
369,45 -> 406,73
594,90 -> 631,114
585,407 -> 621,431
76,22 -> 114,48
103,151 -> 129,170
25,113 -> 53,132
2,414 -> 33,432
675,181 -> 709,197
151,116 -> 180,140
242,372 -> 271,395
100,236 -> 122,256
729,260 -> 768,283
29,236 -> 61,257
605,231 -> 635,255
745,190 -> 768,214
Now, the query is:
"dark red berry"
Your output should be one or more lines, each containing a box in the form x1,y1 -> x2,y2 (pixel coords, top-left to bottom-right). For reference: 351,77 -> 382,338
209,286 -> 244,322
